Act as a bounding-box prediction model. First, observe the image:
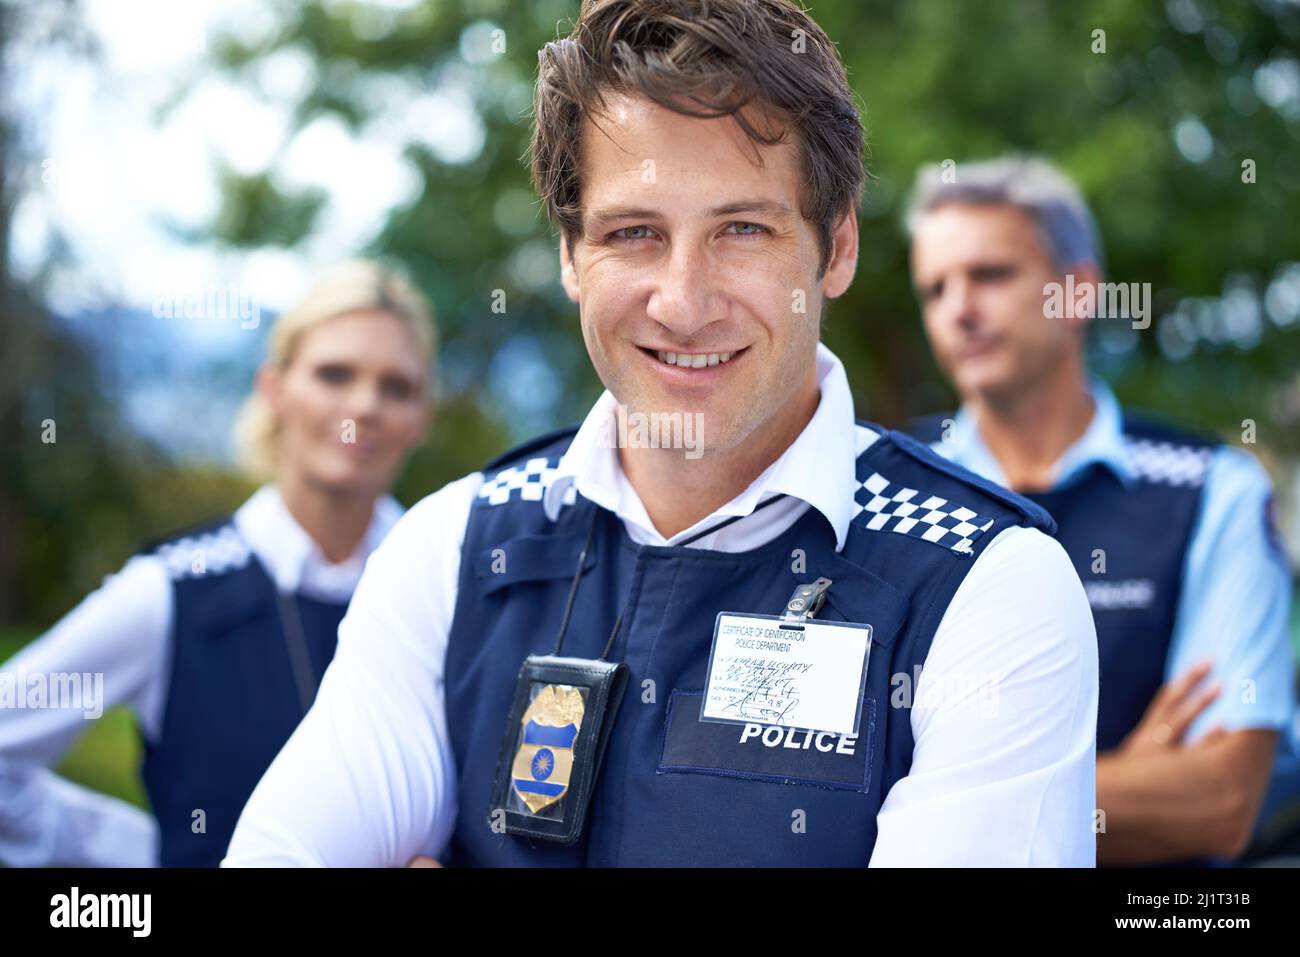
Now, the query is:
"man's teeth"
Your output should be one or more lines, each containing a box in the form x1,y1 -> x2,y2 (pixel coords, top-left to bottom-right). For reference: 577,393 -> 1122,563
655,350 -> 735,367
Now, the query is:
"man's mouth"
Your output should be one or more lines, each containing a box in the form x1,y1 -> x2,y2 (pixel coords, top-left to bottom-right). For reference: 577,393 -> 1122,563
957,336 -> 1002,359
640,347 -> 745,368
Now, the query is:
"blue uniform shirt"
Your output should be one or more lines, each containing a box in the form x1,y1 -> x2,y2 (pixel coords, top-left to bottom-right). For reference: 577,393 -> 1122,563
924,382 -> 1297,836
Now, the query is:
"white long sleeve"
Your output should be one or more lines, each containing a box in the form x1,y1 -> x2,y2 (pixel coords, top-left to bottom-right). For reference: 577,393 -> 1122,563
1,485 -> 404,868
869,525 -> 1099,866
0,555 -> 170,867
222,475 -> 479,867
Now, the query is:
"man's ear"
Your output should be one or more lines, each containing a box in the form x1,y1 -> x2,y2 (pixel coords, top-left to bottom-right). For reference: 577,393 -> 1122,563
560,233 -> 581,304
821,206 -> 859,300
1065,261 -> 1103,331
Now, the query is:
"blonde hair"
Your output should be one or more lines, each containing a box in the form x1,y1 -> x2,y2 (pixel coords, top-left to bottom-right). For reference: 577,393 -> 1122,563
233,259 -> 437,481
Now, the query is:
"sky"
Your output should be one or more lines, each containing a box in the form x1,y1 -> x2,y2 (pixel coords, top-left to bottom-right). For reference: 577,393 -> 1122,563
8,0 -> 488,317
4,0 -> 493,459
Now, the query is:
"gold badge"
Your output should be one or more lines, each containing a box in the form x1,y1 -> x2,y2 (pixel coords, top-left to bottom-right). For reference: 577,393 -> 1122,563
510,685 -> 585,814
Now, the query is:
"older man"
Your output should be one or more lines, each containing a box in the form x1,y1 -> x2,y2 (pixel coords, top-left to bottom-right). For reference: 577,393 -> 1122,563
906,155 -> 1295,865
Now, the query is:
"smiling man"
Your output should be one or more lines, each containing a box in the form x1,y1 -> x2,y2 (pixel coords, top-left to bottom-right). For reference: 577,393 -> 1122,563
223,0 -> 1098,867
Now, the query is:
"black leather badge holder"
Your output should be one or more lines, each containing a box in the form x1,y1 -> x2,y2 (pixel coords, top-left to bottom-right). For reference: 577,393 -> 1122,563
488,655 -> 629,844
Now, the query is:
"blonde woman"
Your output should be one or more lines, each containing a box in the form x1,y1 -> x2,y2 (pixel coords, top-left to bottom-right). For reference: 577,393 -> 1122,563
0,260 -> 436,867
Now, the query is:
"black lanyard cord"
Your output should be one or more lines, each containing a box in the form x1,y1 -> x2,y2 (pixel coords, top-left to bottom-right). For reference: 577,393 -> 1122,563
550,504 -> 601,656
274,590 -> 318,716
553,492 -> 791,659
672,492 -> 790,547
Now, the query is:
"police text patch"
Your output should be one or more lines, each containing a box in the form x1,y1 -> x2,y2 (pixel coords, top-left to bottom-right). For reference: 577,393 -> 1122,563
658,691 -> 875,792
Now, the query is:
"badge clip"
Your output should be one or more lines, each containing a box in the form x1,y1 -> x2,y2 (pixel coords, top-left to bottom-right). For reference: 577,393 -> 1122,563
781,576 -> 832,628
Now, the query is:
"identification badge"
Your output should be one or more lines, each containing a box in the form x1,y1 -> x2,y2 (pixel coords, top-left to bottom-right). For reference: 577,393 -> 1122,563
700,579 -> 872,737
488,655 -> 628,844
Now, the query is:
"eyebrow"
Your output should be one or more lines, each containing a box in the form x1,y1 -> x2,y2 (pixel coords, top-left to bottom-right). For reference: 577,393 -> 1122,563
584,199 -> 795,231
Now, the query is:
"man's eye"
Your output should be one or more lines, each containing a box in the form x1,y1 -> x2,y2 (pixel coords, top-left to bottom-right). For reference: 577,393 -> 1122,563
612,225 -> 656,242
727,222 -> 768,237
316,365 -> 352,385
972,265 -> 1015,282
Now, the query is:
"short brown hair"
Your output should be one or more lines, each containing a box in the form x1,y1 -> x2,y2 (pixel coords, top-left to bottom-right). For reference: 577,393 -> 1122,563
530,0 -> 866,275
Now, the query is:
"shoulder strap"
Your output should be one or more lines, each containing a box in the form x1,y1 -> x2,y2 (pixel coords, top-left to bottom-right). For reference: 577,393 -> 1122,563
864,424 -> 1056,533
904,411 -> 955,445
139,514 -> 235,555
1120,409 -> 1219,449
483,425 -> 582,473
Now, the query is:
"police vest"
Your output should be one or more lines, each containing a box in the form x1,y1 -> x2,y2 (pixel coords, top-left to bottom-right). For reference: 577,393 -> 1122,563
138,518 -> 346,866
442,423 -> 1055,866
911,412 -> 1217,752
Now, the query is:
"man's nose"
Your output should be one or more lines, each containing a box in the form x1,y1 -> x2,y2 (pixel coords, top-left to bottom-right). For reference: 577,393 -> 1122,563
645,244 -> 723,339
942,276 -> 980,330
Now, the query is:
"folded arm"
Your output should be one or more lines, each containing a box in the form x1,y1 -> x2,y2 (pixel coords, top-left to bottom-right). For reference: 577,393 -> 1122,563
1098,448 -> 1294,864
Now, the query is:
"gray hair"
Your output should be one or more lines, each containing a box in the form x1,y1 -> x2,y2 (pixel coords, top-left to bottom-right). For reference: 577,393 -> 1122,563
904,155 -> 1105,273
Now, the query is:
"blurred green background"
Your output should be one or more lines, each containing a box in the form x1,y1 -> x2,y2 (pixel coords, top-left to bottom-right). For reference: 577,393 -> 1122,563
2,0 -> 1298,806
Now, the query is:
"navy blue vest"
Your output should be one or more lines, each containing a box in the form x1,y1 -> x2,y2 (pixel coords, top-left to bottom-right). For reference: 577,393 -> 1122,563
138,518 -> 346,867
912,411 -> 1216,752
443,424 -> 1055,866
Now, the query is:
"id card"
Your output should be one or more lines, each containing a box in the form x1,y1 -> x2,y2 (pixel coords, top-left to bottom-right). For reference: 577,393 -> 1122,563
700,612 -> 872,737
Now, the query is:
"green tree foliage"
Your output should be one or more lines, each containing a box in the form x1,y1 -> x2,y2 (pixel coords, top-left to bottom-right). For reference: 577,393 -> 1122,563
203,0 -> 1300,451
6,0 -> 1299,623
0,1 -> 256,624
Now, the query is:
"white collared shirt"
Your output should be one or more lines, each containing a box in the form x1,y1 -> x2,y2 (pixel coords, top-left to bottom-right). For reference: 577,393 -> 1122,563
544,343 -> 870,552
0,486 -> 402,868
226,343 -> 1098,867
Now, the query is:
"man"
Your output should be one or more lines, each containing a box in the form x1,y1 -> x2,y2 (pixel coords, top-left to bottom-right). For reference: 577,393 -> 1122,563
905,155 -> 1296,865
223,0 -> 1097,867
